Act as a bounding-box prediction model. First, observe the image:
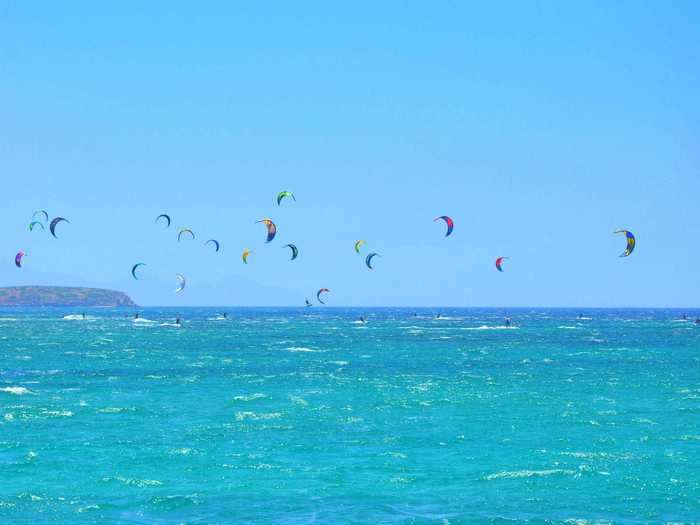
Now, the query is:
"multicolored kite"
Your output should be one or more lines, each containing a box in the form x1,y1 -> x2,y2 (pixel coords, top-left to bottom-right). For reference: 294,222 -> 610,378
317,288 -> 330,304
354,240 -> 366,254
15,251 -> 25,268
242,249 -> 252,264
256,219 -> 277,243
434,216 -> 454,237
614,229 -> 636,257
495,256 -> 509,272
277,191 -> 296,206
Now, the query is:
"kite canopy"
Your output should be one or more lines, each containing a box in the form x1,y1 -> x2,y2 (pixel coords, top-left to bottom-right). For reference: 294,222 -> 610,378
317,288 -> 330,304
156,214 -> 171,228
495,256 -> 509,272
205,239 -> 221,252
434,216 -> 454,237
131,263 -> 147,280
283,244 -> 298,260
175,273 -> 186,293
32,210 -> 49,223
256,219 -> 277,243
614,230 -> 636,257
15,251 -> 25,268
354,240 -> 366,254
365,252 -> 380,269
178,228 -> 195,242
242,249 -> 252,264
29,221 -> 44,232
49,217 -> 69,238
277,191 -> 296,206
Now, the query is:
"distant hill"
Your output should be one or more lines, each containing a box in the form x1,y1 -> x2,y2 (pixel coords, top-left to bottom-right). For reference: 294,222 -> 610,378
0,286 -> 136,307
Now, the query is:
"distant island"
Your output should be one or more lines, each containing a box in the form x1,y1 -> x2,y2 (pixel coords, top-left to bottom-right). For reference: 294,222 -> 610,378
0,286 -> 136,307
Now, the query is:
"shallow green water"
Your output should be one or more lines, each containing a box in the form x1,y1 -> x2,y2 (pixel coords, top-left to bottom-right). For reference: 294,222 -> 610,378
1,308 -> 699,523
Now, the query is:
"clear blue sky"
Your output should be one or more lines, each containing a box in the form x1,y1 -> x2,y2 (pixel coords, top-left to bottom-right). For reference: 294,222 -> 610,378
1,2 -> 698,307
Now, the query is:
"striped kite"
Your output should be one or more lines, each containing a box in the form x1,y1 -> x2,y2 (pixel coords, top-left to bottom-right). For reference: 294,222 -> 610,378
15,251 -> 25,268
354,240 -> 366,254
242,249 -> 252,264
495,257 -> 509,272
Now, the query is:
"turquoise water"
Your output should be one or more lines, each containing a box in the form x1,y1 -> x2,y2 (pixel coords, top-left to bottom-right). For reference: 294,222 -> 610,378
1,308 -> 699,524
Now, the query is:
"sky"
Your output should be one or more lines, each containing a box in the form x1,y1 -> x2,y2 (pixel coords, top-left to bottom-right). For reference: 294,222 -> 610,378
1,1 -> 698,307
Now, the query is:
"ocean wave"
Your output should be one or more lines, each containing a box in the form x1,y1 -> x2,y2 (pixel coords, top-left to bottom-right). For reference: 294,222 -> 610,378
484,468 -> 575,480
235,411 -> 281,421
102,476 -> 162,487
0,386 -> 35,396
286,347 -> 320,353
232,393 -> 267,402
461,325 -> 519,331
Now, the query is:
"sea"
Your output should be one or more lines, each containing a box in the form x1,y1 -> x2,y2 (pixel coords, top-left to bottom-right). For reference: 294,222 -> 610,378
0,307 -> 699,524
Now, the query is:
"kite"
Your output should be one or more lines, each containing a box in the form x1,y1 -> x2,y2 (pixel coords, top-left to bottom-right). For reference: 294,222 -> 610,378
242,249 -> 252,264
156,214 -> 171,227
178,228 -> 195,242
256,219 -> 277,242
29,221 -> 44,232
283,243 -> 298,260
32,210 -> 49,223
317,288 -> 330,304
15,251 -> 25,268
131,263 -> 147,280
365,252 -> 380,269
495,256 -> 509,272
614,229 -> 636,257
277,191 -> 296,206
175,273 -> 186,293
434,216 -> 454,237
354,240 -> 366,254
205,239 -> 221,252
49,217 -> 69,238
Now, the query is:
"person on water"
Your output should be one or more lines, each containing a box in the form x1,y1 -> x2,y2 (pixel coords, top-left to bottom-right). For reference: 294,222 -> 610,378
81,313 -> 86,319
505,317 -> 512,327
175,317 -> 182,326
134,312 -> 140,320
222,312 -> 228,319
